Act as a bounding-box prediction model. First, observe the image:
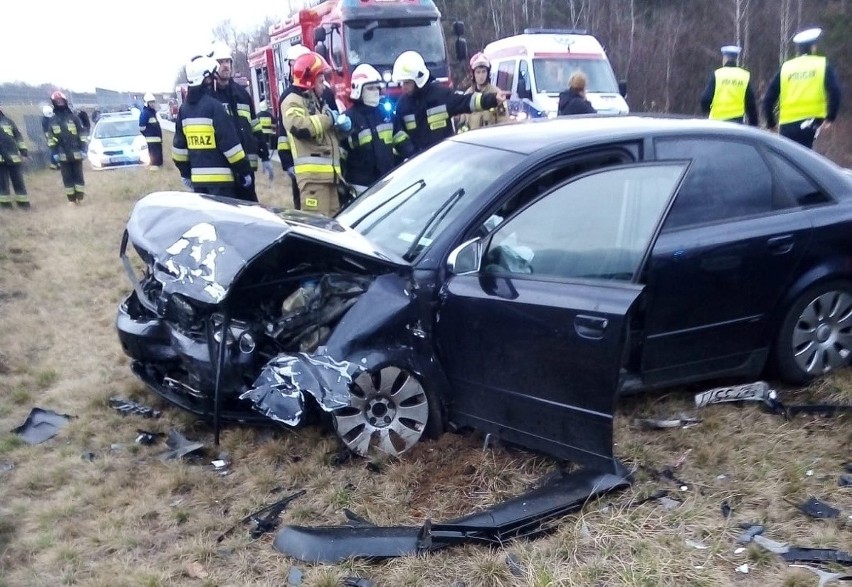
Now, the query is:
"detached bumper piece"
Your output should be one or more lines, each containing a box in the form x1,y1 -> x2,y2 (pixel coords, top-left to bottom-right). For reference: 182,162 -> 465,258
274,466 -> 629,562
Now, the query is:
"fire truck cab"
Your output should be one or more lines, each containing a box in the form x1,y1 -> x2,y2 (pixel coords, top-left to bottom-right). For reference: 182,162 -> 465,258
248,47 -> 278,115
485,29 -> 629,119
266,0 -> 465,117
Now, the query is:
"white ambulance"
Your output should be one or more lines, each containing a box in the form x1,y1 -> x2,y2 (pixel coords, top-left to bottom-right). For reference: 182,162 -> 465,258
484,28 -> 629,119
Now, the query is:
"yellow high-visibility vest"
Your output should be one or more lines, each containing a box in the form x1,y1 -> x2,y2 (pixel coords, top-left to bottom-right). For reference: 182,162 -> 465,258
710,67 -> 750,120
779,55 -> 827,124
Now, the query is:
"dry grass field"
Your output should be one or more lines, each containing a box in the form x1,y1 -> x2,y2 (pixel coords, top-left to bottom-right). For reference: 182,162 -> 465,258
0,121 -> 849,587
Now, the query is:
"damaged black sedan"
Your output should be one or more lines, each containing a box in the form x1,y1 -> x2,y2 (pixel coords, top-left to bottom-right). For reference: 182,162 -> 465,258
117,116 -> 852,472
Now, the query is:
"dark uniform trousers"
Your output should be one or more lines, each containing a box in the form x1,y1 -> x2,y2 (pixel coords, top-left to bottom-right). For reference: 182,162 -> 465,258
60,161 -> 85,202
780,121 -> 821,149
0,165 -> 28,207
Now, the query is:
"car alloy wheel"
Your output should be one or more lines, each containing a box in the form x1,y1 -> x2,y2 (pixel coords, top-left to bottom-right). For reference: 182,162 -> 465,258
332,366 -> 431,457
777,281 -> 852,383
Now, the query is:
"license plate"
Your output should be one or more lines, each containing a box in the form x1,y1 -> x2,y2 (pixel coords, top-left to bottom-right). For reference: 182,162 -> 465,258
110,156 -> 130,164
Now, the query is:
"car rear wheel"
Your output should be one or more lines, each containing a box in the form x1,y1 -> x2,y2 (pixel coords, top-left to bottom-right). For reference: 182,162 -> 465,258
332,365 -> 442,457
773,281 -> 852,384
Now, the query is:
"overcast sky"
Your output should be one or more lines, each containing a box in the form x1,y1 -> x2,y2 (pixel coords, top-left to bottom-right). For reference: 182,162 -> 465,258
1,1 -> 285,93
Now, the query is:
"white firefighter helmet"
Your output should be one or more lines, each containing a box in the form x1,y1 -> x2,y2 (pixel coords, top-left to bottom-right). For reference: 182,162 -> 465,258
42,105 -> 53,117
469,52 -> 491,72
143,92 -> 156,103
185,56 -> 219,87
286,44 -> 311,63
258,100 -> 267,111
209,41 -> 232,61
350,64 -> 383,100
392,51 -> 429,88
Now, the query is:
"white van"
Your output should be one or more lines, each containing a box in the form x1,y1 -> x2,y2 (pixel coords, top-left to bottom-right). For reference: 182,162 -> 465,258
484,29 -> 629,118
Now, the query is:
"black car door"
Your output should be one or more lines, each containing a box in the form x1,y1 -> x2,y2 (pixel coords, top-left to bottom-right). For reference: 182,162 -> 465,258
435,162 -> 689,472
641,138 -> 814,384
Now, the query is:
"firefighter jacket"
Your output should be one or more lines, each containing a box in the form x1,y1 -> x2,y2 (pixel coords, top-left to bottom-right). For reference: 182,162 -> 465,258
211,82 -> 269,170
172,89 -> 252,191
340,102 -> 395,187
393,78 -> 502,157
48,107 -> 88,162
139,105 -> 162,144
276,86 -> 297,170
281,87 -> 341,192
0,111 -> 27,165
762,55 -> 841,128
458,82 -> 508,131
257,108 -> 275,140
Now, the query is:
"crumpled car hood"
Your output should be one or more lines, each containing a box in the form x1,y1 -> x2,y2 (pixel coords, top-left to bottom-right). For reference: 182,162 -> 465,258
125,192 -> 406,305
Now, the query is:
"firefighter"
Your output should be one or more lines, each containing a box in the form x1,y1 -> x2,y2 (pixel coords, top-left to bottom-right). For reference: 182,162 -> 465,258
340,64 -> 395,197
208,41 -> 273,201
457,52 -> 508,132
139,92 -> 163,168
47,91 -> 88,205
700,45 -> 759,126
762,28 -> 842,149
391,50 -> 506,157
257,100 -> 276,152
41,105 -> 59,169
172,56 -> 253,200
281,51 -> 352,216
277,44 -> 312,209
0,106 -> 30,209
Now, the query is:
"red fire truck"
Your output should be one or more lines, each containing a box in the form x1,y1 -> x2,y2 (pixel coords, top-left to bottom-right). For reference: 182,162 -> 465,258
248,46 -> 278,115
257,0 -> 466,118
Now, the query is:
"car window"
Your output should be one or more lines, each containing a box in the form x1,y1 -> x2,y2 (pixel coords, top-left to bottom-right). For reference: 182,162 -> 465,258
495,61 -> 516,92
483,163 -> 687,281
94,119 -> 138,139
517,61 -> 532,99
656,139 -> 773,230
329,26 -> 344,68
765,150 -> 832,207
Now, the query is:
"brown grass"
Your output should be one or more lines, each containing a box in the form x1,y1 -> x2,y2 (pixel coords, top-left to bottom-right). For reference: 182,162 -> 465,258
0,137 -> 850,587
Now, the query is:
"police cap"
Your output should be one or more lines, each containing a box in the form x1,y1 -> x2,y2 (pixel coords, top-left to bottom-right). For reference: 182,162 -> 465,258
720,45 -> 741,56
792,28 -> 822,45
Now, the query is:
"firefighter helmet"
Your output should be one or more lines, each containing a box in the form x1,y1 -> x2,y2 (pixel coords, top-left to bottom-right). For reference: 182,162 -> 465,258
392,51 -> 429,88
143,92 -> 156,103
50,90 -> 67,103
209,41 -> 232,61
291,52 -> 331,90
185,56 -> 219,87
258,100 -> 267,111
286,44 -> 312,63
42,105 -> 53,117
350,64 -> 383,100
469,52 -> 491,72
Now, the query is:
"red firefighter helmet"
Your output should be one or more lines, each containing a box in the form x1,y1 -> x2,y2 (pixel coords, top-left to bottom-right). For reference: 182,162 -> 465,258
50,90 -> 68,103
291,52 -> 331,90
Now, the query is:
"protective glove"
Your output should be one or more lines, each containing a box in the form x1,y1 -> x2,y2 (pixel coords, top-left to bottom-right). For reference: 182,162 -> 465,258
180,177 -> 193,190
335,114 -> 352,133
262,160 -> 274,181
323,105 -> 339,120
241,174 -> 253,188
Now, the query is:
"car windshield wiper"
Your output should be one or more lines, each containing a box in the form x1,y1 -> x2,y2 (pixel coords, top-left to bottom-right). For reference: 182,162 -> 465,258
404,188 -> 465,261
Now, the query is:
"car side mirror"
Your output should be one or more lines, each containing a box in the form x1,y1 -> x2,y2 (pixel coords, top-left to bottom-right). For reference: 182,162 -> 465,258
313,28 -> 327,44
315,42 -> 330,63
618,80 -> 628,98
447,238 -> 481,275
452,21 -> 465,37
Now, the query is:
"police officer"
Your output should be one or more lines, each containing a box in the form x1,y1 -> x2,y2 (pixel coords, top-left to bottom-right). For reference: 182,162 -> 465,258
340,64 -> 395,196
762,28 -> 842,149
281,51 -> 351,216
700,45 -> 759,125
47,91 -> 88,205
458,53 -> 508,131
256,100 -> 276,152
172,56 -> 253,199
277,44 -> 312,209
391,51 -> 506,157
0,106 -> 30,209
139,92 -> 163,168
208,41 -> 273,201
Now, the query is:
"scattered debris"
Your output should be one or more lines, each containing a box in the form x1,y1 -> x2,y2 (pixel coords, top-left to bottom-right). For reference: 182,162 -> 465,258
135,429 -> 163,446
781,547 -> 852,565
686,539 -> 709,550
109,397 -> 161,419
753,534 -> 790,554
735,563 -> 750,574
211,453 -> 231,476
12,408 -> 72,444
798,497 -> 840,519
216,490 -> 306,543
342,579 -> 375,587
720,500 -> 733,518
633,416 -> 701,430
736,524 -> 765,544
657,496 -> 681,510
840,474 -> 852,487
694,381 -> 773,408
790,565 -> 852,587
81,451 -> 97,462
506,553 -> 523,576
734,547 -> 746,554
286,566 -> 303,586
643,465 -> 690,491
184,561 -> 208,579
0,461 -> 14,474
158,429 -> 205,462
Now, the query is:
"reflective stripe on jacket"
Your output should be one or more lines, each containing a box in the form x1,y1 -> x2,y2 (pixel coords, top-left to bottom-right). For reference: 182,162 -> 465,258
341,102 -> 395,187
458,82 -> 508,130
779,55 -> 828,124
281,89 -> 340,191
710,67 -> 750,120
139,105 -> 163,142
49,109 -> 88,161
0,113 -> 27,164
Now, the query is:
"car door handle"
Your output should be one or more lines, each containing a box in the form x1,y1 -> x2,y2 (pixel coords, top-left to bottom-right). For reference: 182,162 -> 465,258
767,234 -> 795,255
575,315 -> 608,339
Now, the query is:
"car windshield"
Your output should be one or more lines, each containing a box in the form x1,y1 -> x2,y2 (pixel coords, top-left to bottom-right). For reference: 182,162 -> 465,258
338,141 -> 521,261
532,58 -> 619,94
94,119 -> 138,139
345,19 -> 446,68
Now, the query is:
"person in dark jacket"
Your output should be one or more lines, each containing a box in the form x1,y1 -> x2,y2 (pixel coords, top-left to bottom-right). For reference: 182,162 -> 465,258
209,41 -> 272,202
47,91 -> 88,204
172,56 -> 253,200
256,100 -> 276,152
700,45 -> 759,125
0,106 -> 30,208
762,27 -> 842,149
41,105 -> 59,169
391,51 -> 505,157
139,93 -> 163,168
340,64 -> 395,198
557,71 -> 597,116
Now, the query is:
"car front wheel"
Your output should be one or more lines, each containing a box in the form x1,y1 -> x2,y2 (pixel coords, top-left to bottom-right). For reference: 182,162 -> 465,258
773,280 -> 852,384
332,366 -> 442,457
